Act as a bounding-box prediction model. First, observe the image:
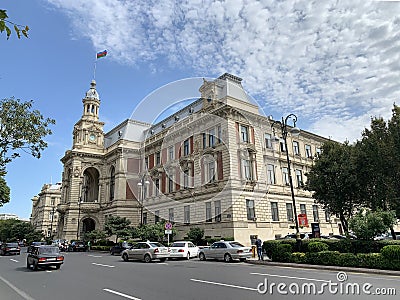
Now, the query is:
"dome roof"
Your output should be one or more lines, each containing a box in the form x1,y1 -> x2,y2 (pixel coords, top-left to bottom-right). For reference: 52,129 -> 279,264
85,80 -> 99,100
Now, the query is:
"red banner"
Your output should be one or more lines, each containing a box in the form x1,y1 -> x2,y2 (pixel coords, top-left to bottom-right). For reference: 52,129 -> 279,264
298,214 -> 309,227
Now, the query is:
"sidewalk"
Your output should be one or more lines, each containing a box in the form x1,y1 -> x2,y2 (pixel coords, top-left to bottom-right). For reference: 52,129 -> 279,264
246,256 -> 400,276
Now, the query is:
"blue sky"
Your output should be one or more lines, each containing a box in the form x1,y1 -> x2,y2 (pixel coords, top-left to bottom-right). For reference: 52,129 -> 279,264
1,0 -> 400,219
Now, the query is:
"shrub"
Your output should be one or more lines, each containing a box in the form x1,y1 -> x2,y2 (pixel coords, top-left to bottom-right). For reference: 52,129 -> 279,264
307,241 -> 329,253
305,251 -> 340,265
381,245 -> 400,260
290,252 -> 306,263
274,244 -> 293,262
263,240 -> 281,259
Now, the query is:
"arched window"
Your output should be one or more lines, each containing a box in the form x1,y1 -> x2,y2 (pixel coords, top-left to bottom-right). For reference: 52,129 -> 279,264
109,166 -> 115,201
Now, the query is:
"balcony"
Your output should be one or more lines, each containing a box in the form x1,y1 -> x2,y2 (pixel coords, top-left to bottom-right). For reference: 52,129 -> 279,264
80,201 -> 101,213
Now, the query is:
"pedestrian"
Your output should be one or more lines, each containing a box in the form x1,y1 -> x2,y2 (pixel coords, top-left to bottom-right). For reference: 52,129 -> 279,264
256,237 -> 263,260
87,240 -> 91,252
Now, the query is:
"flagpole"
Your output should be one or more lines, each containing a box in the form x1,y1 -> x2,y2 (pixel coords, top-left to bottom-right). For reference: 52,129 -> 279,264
93,54 -> 97,80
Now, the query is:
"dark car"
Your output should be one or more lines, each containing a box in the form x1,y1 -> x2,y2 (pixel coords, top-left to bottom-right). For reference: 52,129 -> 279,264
0,242 -> 21,255
27,241 -> 47,253
27,245 -> 64,270
110,243 -> 132,255
68,241 -> 87,252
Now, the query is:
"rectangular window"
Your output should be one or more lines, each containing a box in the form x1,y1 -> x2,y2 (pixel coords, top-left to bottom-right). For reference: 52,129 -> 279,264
183,169 -> 189,189
155,210 -> 159,224
246,199 -> 255,220
168,176 -> 174,193
184,205 -> 190,224
293,141 -> 300,155
242,159 -> 253,180
286,203 -> 294,221
143,212 -> 148,225
49,211 -> 54,221
305,144 -> 312,158
168,146 -> 174,161
51,197 -> 55,206
240,125 -> 249,143
295,169 -> 303,187
145,157 -> 149,169
316,147 -> 321,156
265,133 -> 272,149
202,133 -> 207,149
169,208 -> 174,222
206,202 -> 212,222
214,200 -> 221,222
280,139 -> 286,152
156,151 -> 161,165
325,210 -> 330,222
183,139 -> 190,156
282,167 -> 289,185
312,205 -> 319,222
300,204 -> 307,215
217,125 -> 222,143
155,179 -> 160,196
271,202 -> 279,221
209,128 -> 215,147
267,164 -> 276,184
208,161 -> 215,182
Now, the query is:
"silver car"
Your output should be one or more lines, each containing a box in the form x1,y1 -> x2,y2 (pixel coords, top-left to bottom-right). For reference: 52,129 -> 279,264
121,242 -> 169,263
198,241 -> 252,262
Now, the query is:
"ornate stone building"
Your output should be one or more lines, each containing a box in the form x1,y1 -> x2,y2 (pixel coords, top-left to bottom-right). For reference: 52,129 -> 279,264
30,182 -> 61,238
56,73 -> 339,244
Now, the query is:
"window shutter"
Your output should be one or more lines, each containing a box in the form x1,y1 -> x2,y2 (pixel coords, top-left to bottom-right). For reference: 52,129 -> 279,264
149,154 -> 154,169
217,151 -> 223,180
190,136 -> 194,154
175,167 -> 180,191
161,172 -> 166,194
251,127 -> 255,144
161,148 -> 167,164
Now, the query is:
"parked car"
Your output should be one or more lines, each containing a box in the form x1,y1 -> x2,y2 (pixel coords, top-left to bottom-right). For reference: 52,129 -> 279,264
0,242 -> 21,255
67,241 -> 87,252
121,241 -> 169,263
169,241 -> 199,260
26,245 -> 64,271
27,241 -> 46,253
110,242 -> 132,255
277,233 -> 312,240
198,241 -> 252,262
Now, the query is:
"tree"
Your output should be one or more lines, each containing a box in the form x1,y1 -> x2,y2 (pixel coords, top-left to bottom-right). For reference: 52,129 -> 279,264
134,222 -> 176,243
187,227 -> 204,245
348,209 -> 397,240
0,219 -> 43,243
0,9 -> 29,39
104,216 -> 133,243
305,140 -> 361,233
83,229 -> 106,243
0,176 -> 10,205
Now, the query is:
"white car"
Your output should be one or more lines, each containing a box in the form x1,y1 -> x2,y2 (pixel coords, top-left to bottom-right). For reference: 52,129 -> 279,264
168,241 -> 199,260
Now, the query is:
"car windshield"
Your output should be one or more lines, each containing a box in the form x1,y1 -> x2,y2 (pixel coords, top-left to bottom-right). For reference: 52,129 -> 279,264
149,242 -> 165,247
171,242 -> 185,247
39,247 -> 60,254
6,243 -> 18,247
229,242 -> 245,248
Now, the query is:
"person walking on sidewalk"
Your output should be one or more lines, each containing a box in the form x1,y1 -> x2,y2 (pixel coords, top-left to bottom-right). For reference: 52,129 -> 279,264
256,238 -> 263,260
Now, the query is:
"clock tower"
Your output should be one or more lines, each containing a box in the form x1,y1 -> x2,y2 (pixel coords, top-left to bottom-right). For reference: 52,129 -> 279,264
72,80 -> 105,151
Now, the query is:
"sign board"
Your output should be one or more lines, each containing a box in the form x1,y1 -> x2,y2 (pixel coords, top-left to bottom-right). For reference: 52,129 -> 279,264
165,230 -> 172,235
311,222 -> 321,238
165,222 -> 173,230
298,214 -> 309,227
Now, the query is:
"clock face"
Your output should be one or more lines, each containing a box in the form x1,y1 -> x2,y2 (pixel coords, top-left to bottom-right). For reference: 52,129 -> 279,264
89,133 -> 96,141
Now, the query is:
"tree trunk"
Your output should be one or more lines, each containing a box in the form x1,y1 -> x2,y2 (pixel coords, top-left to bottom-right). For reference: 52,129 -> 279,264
390,227 -> 397,240
339,213 -> 348,233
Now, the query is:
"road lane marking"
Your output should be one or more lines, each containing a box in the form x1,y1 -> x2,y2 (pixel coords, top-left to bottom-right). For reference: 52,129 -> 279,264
10,259 -> 19,263
88,254 -> 102,258
103,288 -> 141,300
190,279 -> 258,291
250,272 -> 330,283
92,262 -> 115,268
0,274 -> 36,300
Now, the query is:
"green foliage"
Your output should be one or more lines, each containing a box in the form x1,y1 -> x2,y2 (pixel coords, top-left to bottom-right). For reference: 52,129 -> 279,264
290,252 -> 306,263
186,227 -> 204,245
307,241 -> 329,252
380,245 -> 400,260
0,97 -> 55,175
133,222 -> 176,243
349,209 -> 397,240
104,216 -> 134,243
83,229 -> 107,242
0,10 -> 29,39
0,176 -> 10,206
0,219 -> 43,243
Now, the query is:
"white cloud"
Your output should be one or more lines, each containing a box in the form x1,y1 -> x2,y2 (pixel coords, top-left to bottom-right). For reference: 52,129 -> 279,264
44,0 -> 400,142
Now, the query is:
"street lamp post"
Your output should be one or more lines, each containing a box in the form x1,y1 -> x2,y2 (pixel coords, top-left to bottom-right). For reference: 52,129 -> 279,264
271,114 -> 301,244
49,206 -> 55,240
76,199 -> 82,240
137,175 -> 150,226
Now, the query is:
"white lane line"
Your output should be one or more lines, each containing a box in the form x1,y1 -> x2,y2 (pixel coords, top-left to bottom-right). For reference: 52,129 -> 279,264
250,272 -> 330,283
0,274 -> 36,300
190,279 -> 258,291
88,255 -> 102,258
103,288 -> 141,300
10,259 -> 19,263
92,262 -> 115,268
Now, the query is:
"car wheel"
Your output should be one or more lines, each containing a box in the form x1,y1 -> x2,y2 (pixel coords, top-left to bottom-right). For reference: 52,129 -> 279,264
144,254 -> 151,263
224,253 -> 232,262
199,252 -> 206,261
159,258 -> 166,262
55,265 -> 61,270
186,252 -> 190,260
33,262 -> 38,271
26,260 -> 30,269
239,258 -> 246,262
110,251 -> 114,256
122,253 -> 129,262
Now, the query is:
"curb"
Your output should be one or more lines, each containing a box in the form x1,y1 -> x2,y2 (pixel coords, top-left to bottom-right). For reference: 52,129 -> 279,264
246,260 -> 400,276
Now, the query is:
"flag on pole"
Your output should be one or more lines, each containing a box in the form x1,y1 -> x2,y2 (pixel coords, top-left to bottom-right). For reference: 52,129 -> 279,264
96,50 -> 107,59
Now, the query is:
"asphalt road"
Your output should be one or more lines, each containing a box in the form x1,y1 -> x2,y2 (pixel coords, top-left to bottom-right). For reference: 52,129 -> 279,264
0,248 -> 399,300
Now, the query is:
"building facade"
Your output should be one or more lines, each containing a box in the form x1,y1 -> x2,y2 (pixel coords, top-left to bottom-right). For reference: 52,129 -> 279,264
56,74 -> 339,245
30,183 -> 61,238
